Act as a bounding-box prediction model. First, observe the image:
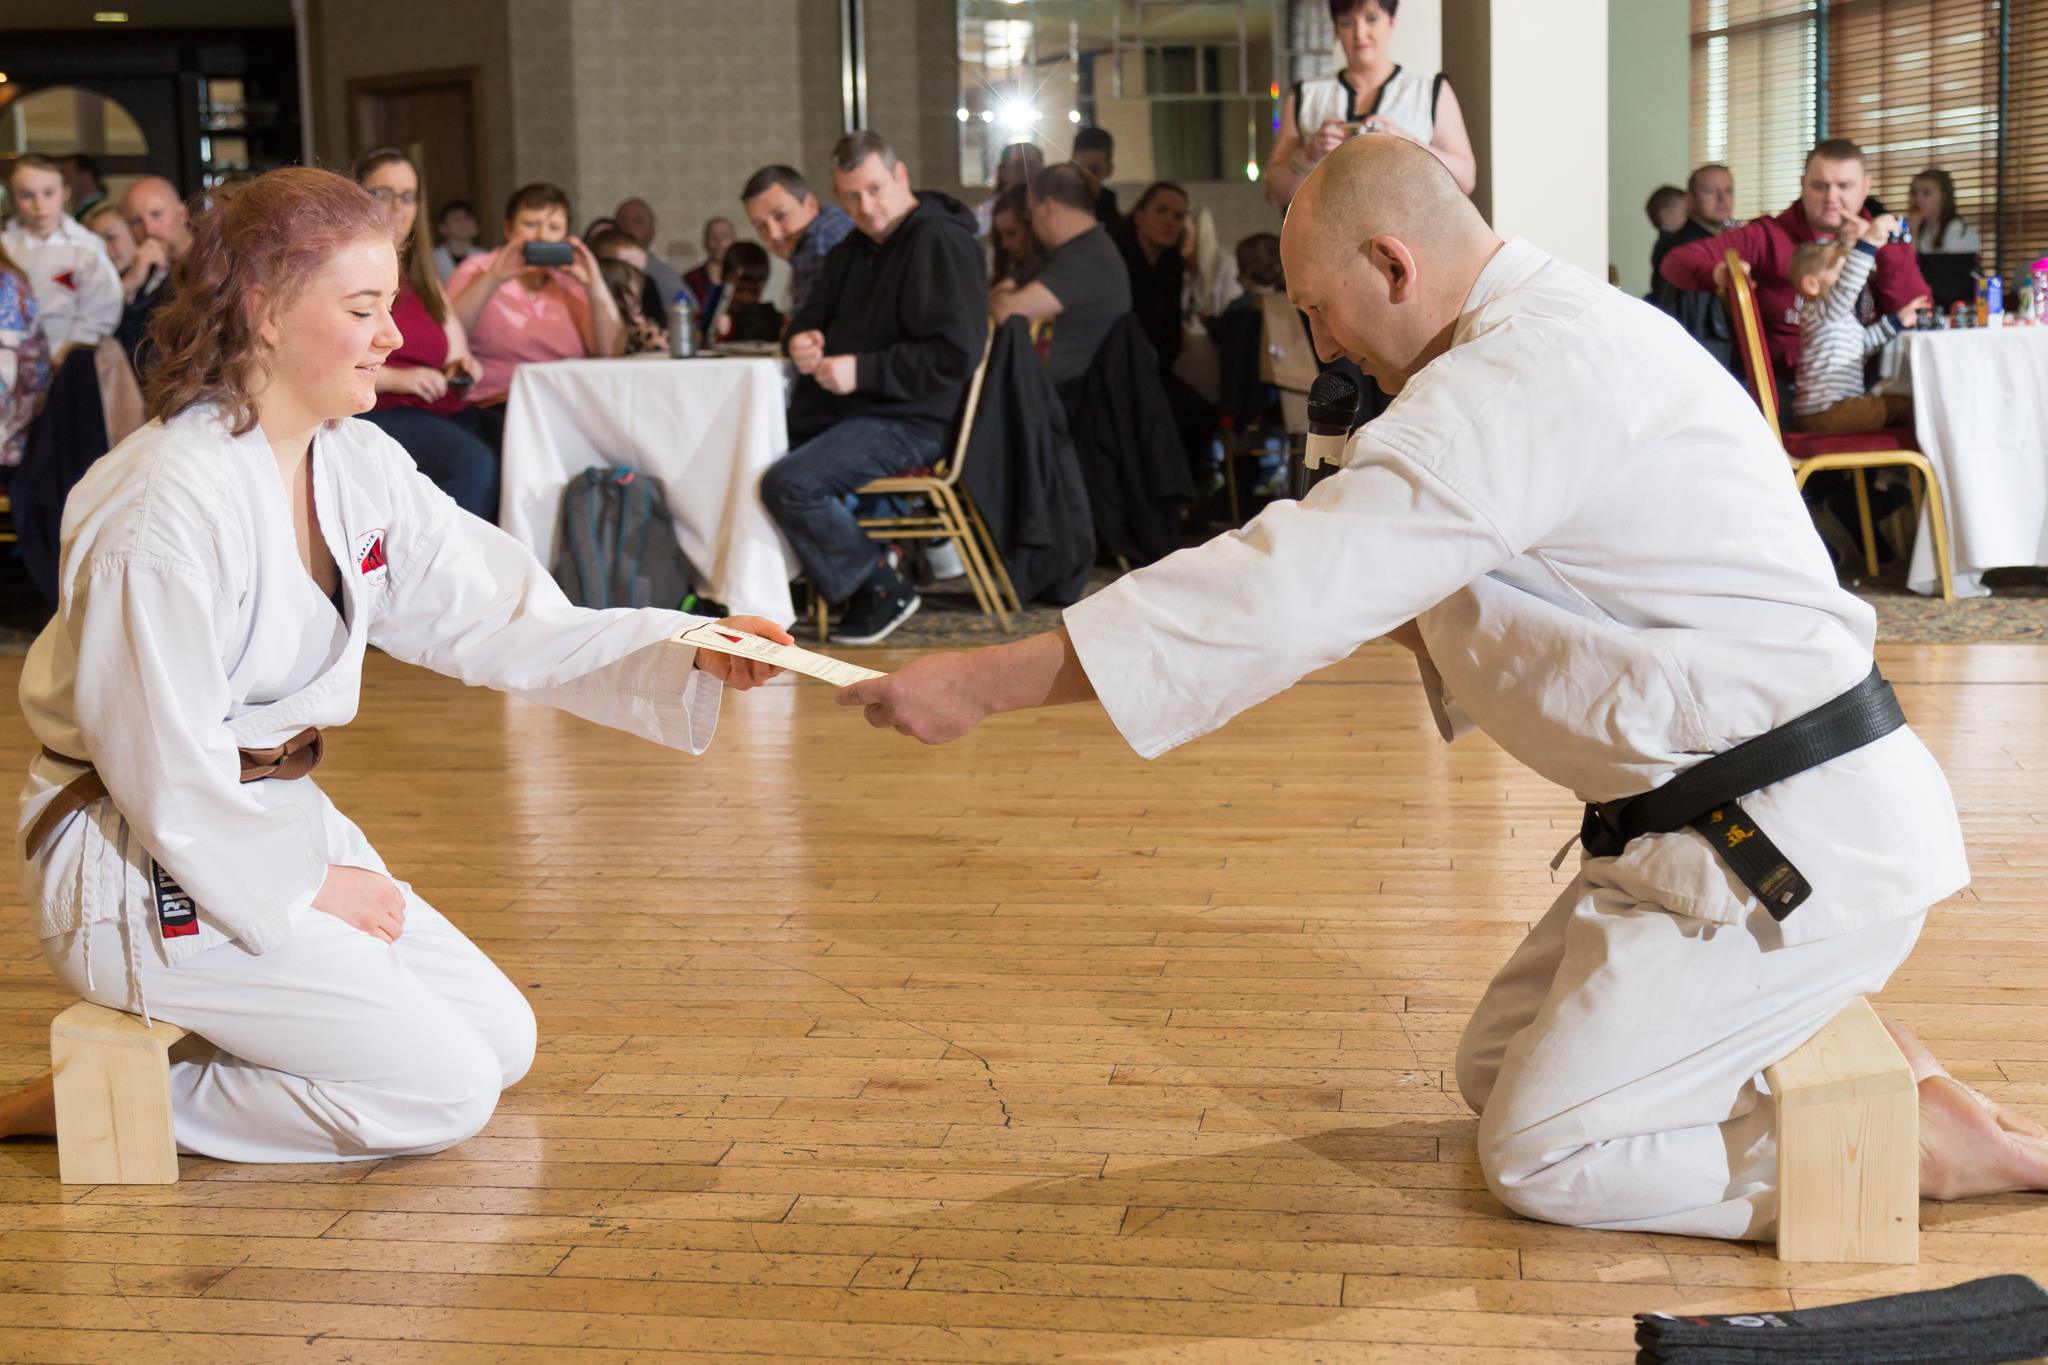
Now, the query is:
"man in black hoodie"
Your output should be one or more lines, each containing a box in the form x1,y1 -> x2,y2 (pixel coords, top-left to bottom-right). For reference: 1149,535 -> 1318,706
764,130 -> 987,645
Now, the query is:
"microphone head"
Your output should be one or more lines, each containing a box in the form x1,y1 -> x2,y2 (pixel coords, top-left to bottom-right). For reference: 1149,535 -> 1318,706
1307,370 -> 1361,428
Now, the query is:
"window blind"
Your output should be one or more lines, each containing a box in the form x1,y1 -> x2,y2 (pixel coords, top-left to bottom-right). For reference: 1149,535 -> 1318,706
2007,0 -> 2048,275
1827,0 -> 2000,262
1690,0 -> 1819,222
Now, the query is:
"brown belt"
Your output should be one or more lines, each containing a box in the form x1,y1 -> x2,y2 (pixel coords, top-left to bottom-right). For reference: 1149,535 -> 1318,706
25,727 -> 325,860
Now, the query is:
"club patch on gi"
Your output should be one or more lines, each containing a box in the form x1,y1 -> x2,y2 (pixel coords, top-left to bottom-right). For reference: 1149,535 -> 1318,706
353,528 -> 389,587
151,860 -> 200,938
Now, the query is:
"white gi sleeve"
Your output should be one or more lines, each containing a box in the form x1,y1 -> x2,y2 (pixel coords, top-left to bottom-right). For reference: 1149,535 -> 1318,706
68,556 -> 328,953
1064,456 -> 1520,759
368,458 -> 721,754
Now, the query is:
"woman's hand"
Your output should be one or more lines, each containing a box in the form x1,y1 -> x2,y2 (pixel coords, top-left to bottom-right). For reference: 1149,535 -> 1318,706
1309,118 -> 1351,164
312,865 -> 406,943
445,350 -> 484,383
485,242 -> 529,284
692,615 -> 795,691
402,366 -> 449,402
563,237 -> 604,292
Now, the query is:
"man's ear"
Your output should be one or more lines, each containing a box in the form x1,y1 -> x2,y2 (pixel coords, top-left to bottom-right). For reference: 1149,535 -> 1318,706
894,162 -> 911,192
1368,234 -> 1421,302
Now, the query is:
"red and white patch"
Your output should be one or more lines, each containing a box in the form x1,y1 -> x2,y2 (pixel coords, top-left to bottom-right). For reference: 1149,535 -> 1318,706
353,529 -> 389,586
51,268 -> 79,295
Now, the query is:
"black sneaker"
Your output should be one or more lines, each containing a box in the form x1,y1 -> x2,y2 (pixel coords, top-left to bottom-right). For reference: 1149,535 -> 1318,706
831,557 -> 920,645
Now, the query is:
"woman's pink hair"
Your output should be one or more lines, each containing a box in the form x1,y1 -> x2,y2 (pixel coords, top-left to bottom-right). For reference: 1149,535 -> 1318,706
145,166 -> 397,435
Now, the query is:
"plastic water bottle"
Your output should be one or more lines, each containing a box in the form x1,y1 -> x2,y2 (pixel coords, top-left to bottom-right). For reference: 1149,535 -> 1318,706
1987,274 -> 2004,326
668,291 -> 696,358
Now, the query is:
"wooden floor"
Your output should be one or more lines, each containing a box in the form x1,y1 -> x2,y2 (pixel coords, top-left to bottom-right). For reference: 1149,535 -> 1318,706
2,641 -> 2046,1363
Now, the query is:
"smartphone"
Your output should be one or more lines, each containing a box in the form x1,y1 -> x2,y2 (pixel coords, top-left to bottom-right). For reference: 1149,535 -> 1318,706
522,240 -> 574,267
444,369 -> 475,392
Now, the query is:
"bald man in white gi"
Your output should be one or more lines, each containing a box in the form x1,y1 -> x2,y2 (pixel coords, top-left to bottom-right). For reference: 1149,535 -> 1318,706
839,137 -> 2048,1239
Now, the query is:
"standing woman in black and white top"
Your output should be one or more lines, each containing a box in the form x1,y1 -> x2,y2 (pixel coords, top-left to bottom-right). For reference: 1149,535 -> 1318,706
1265,0 -> 1476,207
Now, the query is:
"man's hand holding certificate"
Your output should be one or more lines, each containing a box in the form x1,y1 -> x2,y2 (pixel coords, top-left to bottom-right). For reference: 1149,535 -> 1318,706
677,621 -> 888,689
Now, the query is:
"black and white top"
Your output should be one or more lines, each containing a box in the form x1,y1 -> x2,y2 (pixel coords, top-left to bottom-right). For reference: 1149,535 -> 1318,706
1294,65 -> 1445,144
1793,242 -> 1900,418
1913,219 -> 1982,257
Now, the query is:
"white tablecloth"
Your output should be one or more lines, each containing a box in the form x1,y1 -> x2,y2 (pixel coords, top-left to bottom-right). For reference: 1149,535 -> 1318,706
1888,329 -> 2048,597
500,356 -> 797,623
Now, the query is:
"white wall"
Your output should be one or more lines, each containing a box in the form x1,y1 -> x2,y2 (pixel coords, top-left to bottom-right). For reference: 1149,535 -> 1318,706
1483,0 -> 1609,280
1608,0 -> 1690,295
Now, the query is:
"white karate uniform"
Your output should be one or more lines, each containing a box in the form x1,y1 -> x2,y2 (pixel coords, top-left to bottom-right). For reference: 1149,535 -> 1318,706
0,215 -> 123,354
1062,238 -> 1970,1240
17,407 -> 723,1162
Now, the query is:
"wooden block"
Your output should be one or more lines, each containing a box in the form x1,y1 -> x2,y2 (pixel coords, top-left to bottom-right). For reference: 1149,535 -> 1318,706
51,1002 -> 190,1186
1766,997 -> 1919,1264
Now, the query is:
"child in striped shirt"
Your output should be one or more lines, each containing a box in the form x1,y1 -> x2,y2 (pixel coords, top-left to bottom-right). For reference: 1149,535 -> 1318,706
1788,215 -> 1926,433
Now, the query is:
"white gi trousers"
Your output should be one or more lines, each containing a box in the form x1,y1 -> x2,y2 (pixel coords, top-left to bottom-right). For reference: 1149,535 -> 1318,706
42,890 -> 535,1163
1455,873 -> 1925,1240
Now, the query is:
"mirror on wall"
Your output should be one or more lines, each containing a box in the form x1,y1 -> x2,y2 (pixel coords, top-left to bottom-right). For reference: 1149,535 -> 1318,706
0,84 -> 150,158
956,0 -> 1287,189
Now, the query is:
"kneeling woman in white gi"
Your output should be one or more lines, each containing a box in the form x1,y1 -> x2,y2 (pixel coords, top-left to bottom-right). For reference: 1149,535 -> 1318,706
0,167 -> 790,1163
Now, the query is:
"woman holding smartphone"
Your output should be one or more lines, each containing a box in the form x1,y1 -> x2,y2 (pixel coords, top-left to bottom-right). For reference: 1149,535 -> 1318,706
446,182 -> 623,443
1264,0 -> 1475,206
352,149 -> 500,521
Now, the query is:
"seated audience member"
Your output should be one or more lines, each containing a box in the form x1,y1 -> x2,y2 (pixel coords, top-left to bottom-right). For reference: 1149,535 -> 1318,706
598,256 -> 670,355
1072,127 -> 1120,225
989,163 -> 1129,397
1181,203 -> 1242,322
353,149 -> 500,521
119,176 -> 196,375
1111,181 -> 1215,479
1644,184 -> 1688,284
1661,139 -> 1928,386
976,142 -> 1045,239
447,182 -> 624,416
1113,183 -> 1191,368
1908,169 -> 1981,309
59,154 -> 108,220
588,225 -> 671,333
710,241 -> 783,344
763,129 -> 984,645
582,216 -> 619,242
1789,218 -> 1923,435
1652,164 -> 1733,285
1,240 -> 54,468
2,155 -> 122,355
681,216 -> 736,312
1207,232 -> 1287,429
740,165 -> 856,321
988,185 -> 1038,285
82,203 -> 167,366
614,197 -> 687,308
433,199 -> 481,282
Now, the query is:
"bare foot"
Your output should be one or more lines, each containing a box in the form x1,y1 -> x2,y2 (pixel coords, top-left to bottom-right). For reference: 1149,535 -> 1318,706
1918,1074 -> 2048,1200
1883,1013 -> 2048,1138
0,1074 -> 57,1139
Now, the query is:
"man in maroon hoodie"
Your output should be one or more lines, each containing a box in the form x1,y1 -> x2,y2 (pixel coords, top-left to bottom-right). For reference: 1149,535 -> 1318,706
1662,138 -> 1929,399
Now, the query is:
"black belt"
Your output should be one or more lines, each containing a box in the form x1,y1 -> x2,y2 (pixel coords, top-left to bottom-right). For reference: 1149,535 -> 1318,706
1579,666 -> 1905,920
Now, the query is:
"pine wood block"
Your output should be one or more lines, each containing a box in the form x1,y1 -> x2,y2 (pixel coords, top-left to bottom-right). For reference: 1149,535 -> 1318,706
1765,997 -> 1919,1264
51,1001 -> 189,1186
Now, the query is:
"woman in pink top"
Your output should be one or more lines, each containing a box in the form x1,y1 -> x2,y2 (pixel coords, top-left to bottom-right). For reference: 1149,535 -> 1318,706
447,183 -> 623,412
353,149 -> 500,521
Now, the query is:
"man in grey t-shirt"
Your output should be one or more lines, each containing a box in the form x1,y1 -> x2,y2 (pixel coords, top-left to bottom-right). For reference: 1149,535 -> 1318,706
991,163 -> 1133,394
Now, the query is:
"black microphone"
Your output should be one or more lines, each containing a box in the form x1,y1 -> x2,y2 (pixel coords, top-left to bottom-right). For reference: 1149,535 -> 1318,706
1297,370 -> 1360,497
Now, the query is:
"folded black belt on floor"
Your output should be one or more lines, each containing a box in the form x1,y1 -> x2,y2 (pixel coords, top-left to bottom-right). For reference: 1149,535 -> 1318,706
1579,666 -> 1905,921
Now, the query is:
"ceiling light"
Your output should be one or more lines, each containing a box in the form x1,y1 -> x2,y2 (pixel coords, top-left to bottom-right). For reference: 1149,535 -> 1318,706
999,101 -> 1037,130
1066,109 -> 1081,124
956,107 -> 969,122
95,10 -> 131,21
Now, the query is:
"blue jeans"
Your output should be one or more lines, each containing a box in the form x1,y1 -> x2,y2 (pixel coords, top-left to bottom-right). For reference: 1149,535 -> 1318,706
361,406 -> 500,522
761,416 -> 940,604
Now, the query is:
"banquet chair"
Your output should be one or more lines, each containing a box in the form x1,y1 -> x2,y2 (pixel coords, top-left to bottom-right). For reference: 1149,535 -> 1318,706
1218,293 -> 1316,526
813,323 -> 1015,640
1721,249 -> 1954,600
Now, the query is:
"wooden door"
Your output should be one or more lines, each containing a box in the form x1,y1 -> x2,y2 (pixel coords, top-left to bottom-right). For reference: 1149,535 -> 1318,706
346,69 -> 483,230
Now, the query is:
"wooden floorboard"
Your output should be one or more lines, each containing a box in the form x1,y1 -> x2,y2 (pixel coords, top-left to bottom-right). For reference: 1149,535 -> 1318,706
2,641 -> 2045,1361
